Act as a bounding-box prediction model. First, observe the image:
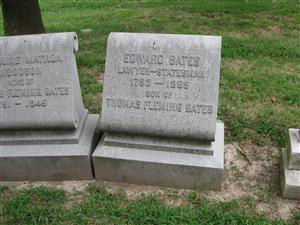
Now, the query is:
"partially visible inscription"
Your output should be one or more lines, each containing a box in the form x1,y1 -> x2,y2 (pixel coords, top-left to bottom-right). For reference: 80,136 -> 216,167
0,66 -> 42,79
0,54 -> 62,66
0,86 -> 70,110
105,98 -> 214,115
112,51 -> 214,116
0,53 -> 69,111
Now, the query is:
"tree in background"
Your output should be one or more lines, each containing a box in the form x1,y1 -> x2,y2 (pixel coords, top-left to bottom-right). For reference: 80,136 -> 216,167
1,0 -> 45,35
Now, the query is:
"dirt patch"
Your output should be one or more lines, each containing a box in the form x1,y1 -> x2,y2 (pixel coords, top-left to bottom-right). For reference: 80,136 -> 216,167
206,143 -> 298,221
222,58 -> 251,73
2,180 -> 94,193
225,31 -> 248,39
81,67 -> 104,84
91,92 -> 102,108
1,143 -> 299,221
252,25 -> 283,38
226,25 -> 283,39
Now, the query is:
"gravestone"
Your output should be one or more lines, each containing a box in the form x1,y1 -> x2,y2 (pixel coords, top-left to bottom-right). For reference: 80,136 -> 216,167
93,32 -> 224,189
0,32 -> 99,181
280,128 -> 300,199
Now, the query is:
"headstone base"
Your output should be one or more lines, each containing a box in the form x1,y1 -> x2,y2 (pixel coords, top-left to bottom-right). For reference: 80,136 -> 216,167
280,149 -> 300,199
0,114 -> 100,181
93,122 -> 224,190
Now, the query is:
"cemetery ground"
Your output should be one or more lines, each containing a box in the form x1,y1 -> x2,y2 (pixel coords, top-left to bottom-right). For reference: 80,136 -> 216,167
0,1 -> 299,224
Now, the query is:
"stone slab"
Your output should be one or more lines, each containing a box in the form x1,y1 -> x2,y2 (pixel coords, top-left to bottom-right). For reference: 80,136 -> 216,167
0,33 -> 101,181
0,32 -> 85,130
103,133 -> 214,155
280,148 -> 300,200
0,110 -> 88,145
0,114 -> 99,181
286,128 -> 300,170
100,32 -> 221,141
93,122 -> 224,190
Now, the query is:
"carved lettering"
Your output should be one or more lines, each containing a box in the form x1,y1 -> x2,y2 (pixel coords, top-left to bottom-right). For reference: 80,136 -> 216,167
144,100 -> 182,112
169,55 -> 202,67
112,51 -> 213,116
124,53 -> 163,65
185,104 -> 213,114
106,98 -> 141,110
0,90 -> 4,98
105,97 -> 212,115
0,51 -> 71,112
0,56 -> 22,66
25,99 -> 47,108
0,66 -> 42,78
0,101 -> 10,109
45,86 -> 70,96
7,88 -> 42,98
130,78 -> 151,87
0,54 -> 63,67
25,54 -> 62,64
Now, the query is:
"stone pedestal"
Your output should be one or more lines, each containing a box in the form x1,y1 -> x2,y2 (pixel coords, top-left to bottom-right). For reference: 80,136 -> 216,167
93,122 -> 224,189
280,128 -> 300,199
93,32 -> 224,189
0,33 -> 100,181
0,114 -> 99,181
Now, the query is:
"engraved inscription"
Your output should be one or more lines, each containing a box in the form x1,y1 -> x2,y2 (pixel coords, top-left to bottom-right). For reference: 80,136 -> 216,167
105,98 -> 214,115
0,54 -> 62,66
102,33 -> 221,140
0,53 -> 69,111
111,51 -> 214,116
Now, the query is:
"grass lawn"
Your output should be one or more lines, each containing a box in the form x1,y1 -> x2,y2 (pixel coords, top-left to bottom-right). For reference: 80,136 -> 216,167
1,185 -> 299,225
0,0 -> 300,224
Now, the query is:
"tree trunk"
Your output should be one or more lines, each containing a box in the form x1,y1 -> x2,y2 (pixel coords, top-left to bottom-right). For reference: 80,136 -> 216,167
1,0 -> 45,36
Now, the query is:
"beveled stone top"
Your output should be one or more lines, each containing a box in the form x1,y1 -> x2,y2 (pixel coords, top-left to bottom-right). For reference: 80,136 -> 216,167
100,32 -> 221,141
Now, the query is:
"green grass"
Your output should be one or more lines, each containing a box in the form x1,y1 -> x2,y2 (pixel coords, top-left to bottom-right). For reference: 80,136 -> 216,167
0,0 -> 299,146
1,185 -> 299,225
0,2 -> 299,223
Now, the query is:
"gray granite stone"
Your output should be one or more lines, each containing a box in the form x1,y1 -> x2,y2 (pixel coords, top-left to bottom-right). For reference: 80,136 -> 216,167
286,128 -> 300,170
0,33 -> 100,181
93,32 -> 224,189
0,32 -> 84,130
280,128 -> 300,199
102,133 -> 214,155
0,114 -> 99,181
93,122 -> 224,189
100,32 -> 221,141
280,148 -> 300,200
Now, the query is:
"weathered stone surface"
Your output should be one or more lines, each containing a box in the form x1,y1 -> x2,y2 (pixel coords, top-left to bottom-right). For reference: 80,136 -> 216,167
100,32 -> 221,141
0,114 -> 99,181
280,148 -> 300,200
280,128 -> 300,199
102,133 -> 214,155
286,128 -> 300,170
93,122 -> 224,189
0,33 -> 100,181
0,32 -> 85,130
93,32 -> 224,189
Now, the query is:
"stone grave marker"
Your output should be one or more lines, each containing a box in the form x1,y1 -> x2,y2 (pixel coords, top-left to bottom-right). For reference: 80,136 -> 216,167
280,128 -> 300,199
93,32 -> 224,189
0,32 -> 100,181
